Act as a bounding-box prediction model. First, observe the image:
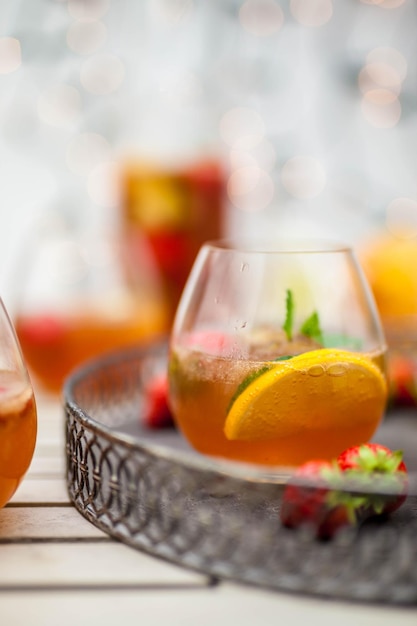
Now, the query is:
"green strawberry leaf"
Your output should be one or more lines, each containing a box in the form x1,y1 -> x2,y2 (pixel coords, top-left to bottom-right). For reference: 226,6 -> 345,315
325,490 -> 369,523
356,445 -> 405,473
389,450 -> 406,472
317,465 -> 370,524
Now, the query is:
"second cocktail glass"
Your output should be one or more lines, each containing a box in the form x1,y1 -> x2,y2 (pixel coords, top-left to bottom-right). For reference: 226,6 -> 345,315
0,298 -> 37,507
168,239 -> 388,467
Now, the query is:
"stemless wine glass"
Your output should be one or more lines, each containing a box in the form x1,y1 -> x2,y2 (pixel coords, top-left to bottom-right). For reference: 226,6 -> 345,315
0,297 -> 37,507
168,239 -> 388,467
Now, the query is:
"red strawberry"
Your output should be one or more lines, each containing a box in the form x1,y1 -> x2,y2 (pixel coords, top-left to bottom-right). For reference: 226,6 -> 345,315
280,460 -> 360,539
184,330 -> 234,355
142,375 -> 175,429
337,443 -> 408,514
388,355 -> 417,406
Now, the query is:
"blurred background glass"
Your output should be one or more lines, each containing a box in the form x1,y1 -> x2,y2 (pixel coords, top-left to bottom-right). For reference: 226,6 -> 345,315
0,0 -> 416,397
11,204 -> 169,394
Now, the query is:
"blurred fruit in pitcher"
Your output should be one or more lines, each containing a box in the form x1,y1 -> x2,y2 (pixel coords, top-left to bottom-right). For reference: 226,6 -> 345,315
360,234 -> 417,318
360,233 -> 417,406
120,158 -> 226,320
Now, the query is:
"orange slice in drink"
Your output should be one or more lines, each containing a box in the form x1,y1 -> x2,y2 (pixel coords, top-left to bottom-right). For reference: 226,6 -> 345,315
224,349 -> 387,441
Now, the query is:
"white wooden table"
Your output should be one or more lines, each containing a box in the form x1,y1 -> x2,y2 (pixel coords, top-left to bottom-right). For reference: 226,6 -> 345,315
1,395 -> 416,626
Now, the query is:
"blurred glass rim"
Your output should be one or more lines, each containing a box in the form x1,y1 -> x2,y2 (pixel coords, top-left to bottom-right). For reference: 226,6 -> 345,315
200,238 -> 353,255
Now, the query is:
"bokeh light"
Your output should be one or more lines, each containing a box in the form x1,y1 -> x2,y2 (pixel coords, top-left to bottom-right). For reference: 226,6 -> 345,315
37,84 -> 81,128
68,0 -> 110,21
151,0 -> 194,24
358,63 -> 402,96
0,37 -> 22,74
361,89 -> 401,129
359,47 -> 407,99
80,54 -> 125,95
230,138 -> 277,174
367,47 -> 407,81
227,166 -> 274,212
280,156 -> 326,199
290,0 -> 333,27
66,20 -> 107,55
239,0 -> 284,37
219,107 -> 266,150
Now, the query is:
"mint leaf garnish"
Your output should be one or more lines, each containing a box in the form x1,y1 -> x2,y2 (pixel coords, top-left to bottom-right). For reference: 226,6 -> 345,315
282,290 -> 323,344
321,333 -> 363,350
282,289 -> 294,341
300,311 -> 323,344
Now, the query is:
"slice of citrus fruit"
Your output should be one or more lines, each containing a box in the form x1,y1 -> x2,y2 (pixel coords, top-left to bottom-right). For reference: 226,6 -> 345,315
224,349 -> 387,441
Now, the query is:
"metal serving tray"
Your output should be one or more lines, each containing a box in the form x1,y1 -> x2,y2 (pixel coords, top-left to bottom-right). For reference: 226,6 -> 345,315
63,342 -> 417,605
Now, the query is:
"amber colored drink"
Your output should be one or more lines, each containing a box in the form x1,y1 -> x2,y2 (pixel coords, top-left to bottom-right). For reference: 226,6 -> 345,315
0,371 -> 37,507
169,341 -> 387,467
15,297 -> 167,394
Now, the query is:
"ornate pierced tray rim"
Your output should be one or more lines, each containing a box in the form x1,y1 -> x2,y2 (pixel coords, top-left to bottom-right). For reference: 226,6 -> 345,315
64,394 -> 292,486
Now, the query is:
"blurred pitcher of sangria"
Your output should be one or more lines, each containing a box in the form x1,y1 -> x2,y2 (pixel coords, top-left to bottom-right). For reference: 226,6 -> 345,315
119,158 -> 227,322
12,208 -> 169,395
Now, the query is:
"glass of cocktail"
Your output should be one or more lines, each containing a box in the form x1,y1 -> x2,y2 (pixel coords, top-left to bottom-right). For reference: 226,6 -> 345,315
0,298 -> 37,507
12,214 -> 169,395
168,239 -> 388,467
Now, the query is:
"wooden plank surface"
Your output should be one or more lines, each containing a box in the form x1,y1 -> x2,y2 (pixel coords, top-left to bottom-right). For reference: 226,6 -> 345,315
1,583 -> 417,626
8,478 -> 69,504
0,507 -> 107,540
0,542 -> 210,588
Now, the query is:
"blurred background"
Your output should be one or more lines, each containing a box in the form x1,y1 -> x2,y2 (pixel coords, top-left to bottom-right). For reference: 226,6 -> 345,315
0,0 -> 416,397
